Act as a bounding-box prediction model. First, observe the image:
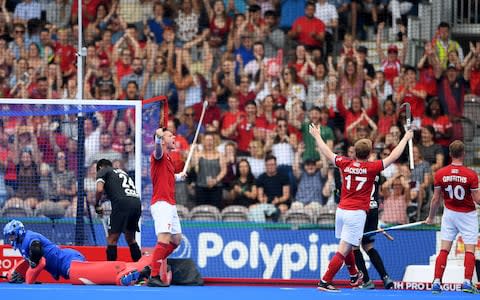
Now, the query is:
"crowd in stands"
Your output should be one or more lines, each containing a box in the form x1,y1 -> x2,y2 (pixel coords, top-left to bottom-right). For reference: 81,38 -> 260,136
0,0 -> 479,225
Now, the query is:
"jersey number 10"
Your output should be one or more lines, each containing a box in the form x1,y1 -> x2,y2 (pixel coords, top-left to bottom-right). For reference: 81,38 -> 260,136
445,184 -> 465,201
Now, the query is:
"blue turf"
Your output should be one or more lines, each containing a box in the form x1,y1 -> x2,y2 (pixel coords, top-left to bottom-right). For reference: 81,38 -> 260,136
0,284 -> 476,300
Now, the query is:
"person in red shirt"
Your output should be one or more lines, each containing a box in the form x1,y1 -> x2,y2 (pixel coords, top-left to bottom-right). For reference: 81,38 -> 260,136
288,2 -> 325,50
193,89 -> 222,129
71,0 -> 104,27
236,101 -> 268,155
54,29 -> 76,78
376,22 -> 407,84
425,140 -> 480,294
422,98 -> 452,148
417,42 -> 439,97
337,95 -> 378,136
235,75 -> 257,110
397,65 -> 427,121
148,126 -> 187,287
310,123 -> 412,292
465,50 -> 480,96
221,95 -> 246,141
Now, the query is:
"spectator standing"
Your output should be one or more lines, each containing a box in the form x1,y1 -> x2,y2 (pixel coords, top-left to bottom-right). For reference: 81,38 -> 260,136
191,132 -> 226,208
261,10 -> 285,59
246,140 -> 266,179
376,22 -> 407,84
419,125 -> 444,173
396,65 -> 427,122
288,1 -> 325,50
381,172 -> 410,225
301,106 -> 334,162
314,0 -> 338,55
433,22 -> 464,69
422,98 -> 452,152
13,0 -> 41,25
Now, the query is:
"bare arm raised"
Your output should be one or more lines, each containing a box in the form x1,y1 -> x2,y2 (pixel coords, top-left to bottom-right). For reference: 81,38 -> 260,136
382,130 -> 413,168
309,123 -> 335,164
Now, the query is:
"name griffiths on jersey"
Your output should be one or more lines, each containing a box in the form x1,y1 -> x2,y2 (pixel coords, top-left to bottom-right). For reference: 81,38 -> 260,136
442,175 -> 467,183
344,167 -> 367,175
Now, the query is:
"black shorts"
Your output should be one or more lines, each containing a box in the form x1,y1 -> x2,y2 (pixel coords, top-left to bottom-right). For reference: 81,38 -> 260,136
361,208 -> 379,245
109,201 -> 141,234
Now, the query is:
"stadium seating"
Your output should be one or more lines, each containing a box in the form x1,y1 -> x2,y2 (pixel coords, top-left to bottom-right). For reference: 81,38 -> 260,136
190,205 -> 221,222
221,205 -> 249,222
176,204 -> 190,220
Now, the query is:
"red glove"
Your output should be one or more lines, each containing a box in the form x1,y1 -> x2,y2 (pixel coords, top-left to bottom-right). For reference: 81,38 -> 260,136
25,257 -> 46,284
7,259 -> 28,283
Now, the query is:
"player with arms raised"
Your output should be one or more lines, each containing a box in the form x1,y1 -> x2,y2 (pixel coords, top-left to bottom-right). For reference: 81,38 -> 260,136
425,140 -> 480,294
309,123 -> 412,292
147,126 -> 186,287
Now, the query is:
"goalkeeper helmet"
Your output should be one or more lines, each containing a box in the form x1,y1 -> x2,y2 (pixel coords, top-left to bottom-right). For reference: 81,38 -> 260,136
3,220 -> 26,250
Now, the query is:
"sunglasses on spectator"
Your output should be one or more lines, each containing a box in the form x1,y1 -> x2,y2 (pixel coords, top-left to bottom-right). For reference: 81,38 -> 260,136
124,142 -> 133,146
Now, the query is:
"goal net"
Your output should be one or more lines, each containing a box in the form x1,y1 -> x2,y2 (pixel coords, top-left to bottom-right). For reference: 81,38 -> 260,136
0,98 -> 161,246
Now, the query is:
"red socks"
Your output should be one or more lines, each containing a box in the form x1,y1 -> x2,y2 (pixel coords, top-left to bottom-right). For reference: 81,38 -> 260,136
464,251 -> 475,281
322,252 -> 345,283
166,242 -> 178,257
150,242 -> 169,277
434,249 -> 449,280
344,251 -> 358,276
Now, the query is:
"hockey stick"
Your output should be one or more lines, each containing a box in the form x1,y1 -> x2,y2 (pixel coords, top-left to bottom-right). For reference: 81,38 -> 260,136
182,100 -> 208,174
364,221 -> 426,236
400,102 -> 414,170
86,198 -> 98,246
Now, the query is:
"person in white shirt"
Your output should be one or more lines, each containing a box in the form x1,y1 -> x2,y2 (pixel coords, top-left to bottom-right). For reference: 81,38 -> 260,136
315,0 -> 338,55
14,0 -> 41,25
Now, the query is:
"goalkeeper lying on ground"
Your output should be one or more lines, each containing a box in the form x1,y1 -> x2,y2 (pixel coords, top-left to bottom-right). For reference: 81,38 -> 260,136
3,219 -> 153,286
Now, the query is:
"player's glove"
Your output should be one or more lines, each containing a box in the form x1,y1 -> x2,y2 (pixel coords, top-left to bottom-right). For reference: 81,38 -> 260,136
95,204 -> 104,216
8,270 -> 25,284
28,259 -> 37,269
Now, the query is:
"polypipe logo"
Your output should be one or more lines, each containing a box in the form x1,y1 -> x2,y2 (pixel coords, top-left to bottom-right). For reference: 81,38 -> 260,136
196,231 -> 341,279
172,235 -> 192,258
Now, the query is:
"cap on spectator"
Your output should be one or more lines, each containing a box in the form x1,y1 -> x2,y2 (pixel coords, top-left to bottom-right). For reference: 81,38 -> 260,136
273,103 -> 285,111
248,4 -> 261,12
447,63 -> 457,70
357,46 -> 368,54
99,60 -> 109,68
304,159 -> 317,165
387,44 -> 398,53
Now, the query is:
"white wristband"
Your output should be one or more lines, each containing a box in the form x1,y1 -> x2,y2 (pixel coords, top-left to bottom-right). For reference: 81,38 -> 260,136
175,173 -> 184,181
155,135 -> 162,144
